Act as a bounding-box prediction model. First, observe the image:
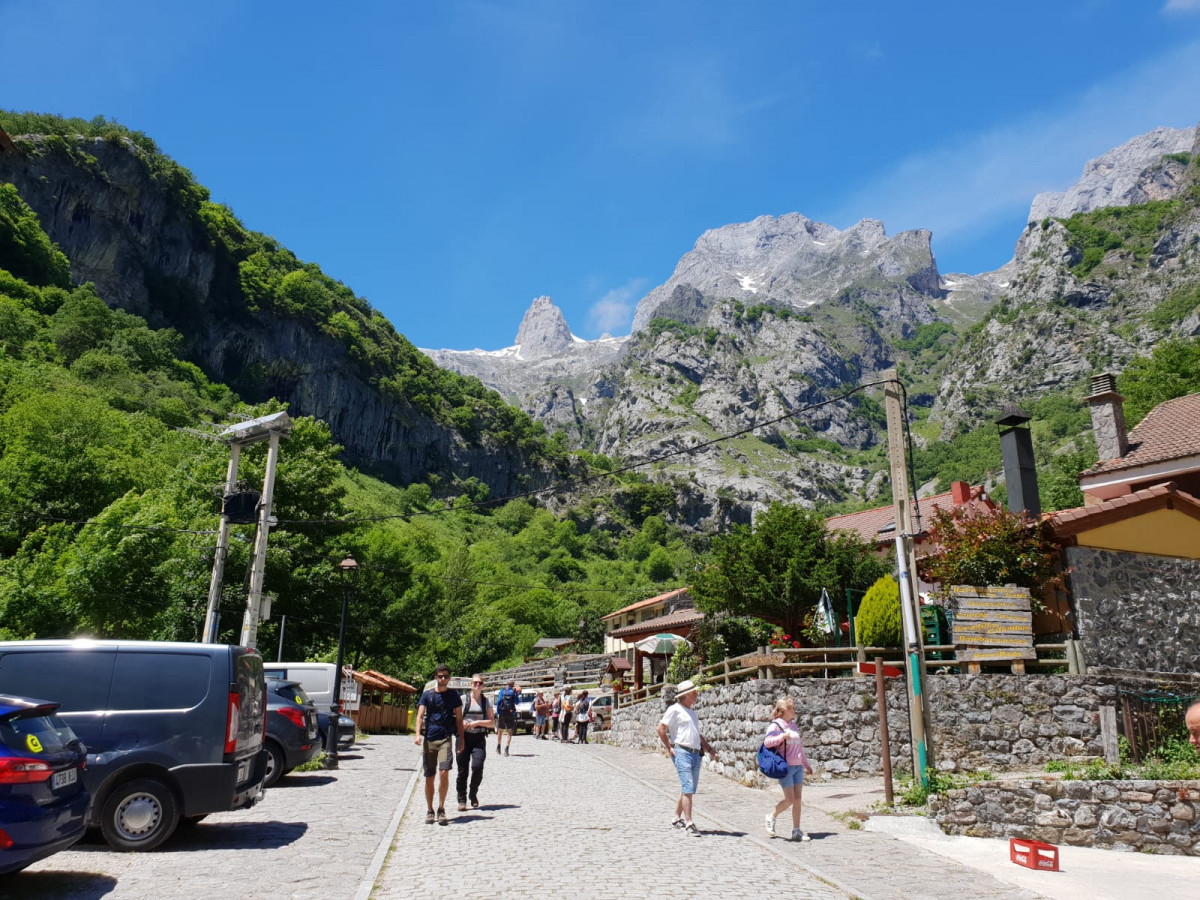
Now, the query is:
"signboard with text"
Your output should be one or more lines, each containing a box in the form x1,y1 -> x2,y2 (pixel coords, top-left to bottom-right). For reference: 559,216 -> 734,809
950,585 -> 1036,662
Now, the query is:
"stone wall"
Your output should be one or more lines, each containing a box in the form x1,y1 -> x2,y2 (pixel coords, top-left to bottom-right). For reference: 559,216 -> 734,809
1067,545 -> 1200,675
604,674 -> 1118,785
930,779 -> 1200,855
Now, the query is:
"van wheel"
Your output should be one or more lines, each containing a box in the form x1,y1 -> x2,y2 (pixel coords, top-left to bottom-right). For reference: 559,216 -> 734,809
263,741 -> 285,788
100,778 -> 180,851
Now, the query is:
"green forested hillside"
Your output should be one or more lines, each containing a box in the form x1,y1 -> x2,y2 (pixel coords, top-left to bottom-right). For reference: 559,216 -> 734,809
0,183 -> 696,683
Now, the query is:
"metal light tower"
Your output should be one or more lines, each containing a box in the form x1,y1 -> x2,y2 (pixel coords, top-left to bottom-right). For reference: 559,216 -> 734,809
324,554 -> 358,769
201,411 -> 292,645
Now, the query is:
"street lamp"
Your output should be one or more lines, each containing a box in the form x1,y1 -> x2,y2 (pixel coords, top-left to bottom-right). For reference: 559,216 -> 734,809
324,554 -> 358,769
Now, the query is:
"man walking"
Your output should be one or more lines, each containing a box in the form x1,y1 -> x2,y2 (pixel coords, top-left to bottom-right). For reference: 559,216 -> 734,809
413,664 -> 464,825
495,679 -> 519,756
559,685 -> 575,742
656,679 -> 715,837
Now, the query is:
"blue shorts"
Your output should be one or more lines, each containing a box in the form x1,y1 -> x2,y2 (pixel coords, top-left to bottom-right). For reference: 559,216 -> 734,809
673,747 -> 702,794
780,764 -> 806,788
535,715 -> 547,726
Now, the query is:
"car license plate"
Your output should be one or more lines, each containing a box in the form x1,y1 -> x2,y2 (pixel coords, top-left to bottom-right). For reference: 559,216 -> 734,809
237,759 -> 249,784
52,767 -> 77,789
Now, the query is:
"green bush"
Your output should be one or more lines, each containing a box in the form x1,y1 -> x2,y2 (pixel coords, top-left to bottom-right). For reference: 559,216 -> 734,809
855,575 -> 901,647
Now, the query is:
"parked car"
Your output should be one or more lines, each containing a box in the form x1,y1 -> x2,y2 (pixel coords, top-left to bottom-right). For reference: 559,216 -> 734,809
587,694 -> 614,730
512,692 -> 538,734
264,680 -> 320,787
316,712 -> 356,752
0,640 -> 268,852
0,696 -> 89,875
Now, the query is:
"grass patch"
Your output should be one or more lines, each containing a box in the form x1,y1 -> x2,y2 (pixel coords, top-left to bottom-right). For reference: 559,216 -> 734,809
897,768 -> 993,807
294,752 -> 327,772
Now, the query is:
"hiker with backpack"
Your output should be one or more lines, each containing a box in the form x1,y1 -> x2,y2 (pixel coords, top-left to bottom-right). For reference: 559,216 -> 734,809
456,674 -> 494,811
762,696 -> 814,842
495,679 -> 519,756
574,690 -> 592,744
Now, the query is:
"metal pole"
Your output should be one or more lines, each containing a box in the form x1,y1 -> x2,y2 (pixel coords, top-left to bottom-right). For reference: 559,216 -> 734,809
325,556 -> 357,769
203,442 -> 241,643
277,615 -> 286,663
240,432 -> 282,649
875,657 -> 894,806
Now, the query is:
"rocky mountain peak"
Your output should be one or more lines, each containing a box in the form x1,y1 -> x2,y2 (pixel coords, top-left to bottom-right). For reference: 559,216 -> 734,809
515,295 -> 573,359
630,213 -> 942,333
1028,124 -> 1198,222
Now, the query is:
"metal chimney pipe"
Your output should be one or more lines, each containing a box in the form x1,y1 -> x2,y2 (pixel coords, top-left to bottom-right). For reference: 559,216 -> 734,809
996,405 -> 1041,519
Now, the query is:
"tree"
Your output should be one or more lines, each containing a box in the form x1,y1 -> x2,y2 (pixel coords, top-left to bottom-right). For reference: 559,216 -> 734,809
917,505 -> 1060,600
689,503 -> 888,636
1119,337 -> 1200,426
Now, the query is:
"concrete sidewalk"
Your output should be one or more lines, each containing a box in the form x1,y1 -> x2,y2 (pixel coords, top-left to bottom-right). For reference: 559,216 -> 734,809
586,744 -> 1200,900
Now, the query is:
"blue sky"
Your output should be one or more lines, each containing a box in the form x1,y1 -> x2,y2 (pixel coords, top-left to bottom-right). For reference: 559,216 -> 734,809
4,1 -> 1200,350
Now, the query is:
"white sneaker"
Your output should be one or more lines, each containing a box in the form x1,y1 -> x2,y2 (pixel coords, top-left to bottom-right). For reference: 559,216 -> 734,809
764,814 -> 775,836
791,828 -> 811,842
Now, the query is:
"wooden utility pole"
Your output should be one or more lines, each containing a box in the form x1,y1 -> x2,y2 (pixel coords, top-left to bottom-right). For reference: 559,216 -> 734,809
240,430 -> 284,650
881,370 -> 931,785
202,443 -> 241,644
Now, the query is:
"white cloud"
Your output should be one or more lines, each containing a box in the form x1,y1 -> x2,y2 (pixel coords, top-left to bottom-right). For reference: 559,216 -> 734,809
830,40 -> 1200,260
587,279 -> 649,335
1164,0 -> 1200,13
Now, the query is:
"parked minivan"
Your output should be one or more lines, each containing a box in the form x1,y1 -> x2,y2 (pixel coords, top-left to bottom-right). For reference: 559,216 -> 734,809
263,662 -> 338,710
0,640 -> 268,851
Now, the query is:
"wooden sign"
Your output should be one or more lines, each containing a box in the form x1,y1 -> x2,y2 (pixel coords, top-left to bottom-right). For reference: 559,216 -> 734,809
744,653 -> 787,667
950,586 -> 1035,662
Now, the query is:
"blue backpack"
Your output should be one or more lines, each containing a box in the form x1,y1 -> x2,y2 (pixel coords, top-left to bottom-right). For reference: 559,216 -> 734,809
757,726 -> 788,779
497,688 -> 517,716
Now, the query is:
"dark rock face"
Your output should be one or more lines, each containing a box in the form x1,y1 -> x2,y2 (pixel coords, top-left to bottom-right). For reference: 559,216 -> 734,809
0,135 -> 542,493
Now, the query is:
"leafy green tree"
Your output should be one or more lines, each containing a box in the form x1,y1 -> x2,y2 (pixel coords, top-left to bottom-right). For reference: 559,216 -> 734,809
0,183 -> 71,288
1119,337 -> 1200,426
690,503 -> 888,636
917,505 -> 1060,600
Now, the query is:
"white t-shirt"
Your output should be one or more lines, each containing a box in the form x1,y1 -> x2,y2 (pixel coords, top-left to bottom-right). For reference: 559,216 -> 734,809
659,702 -> 701,749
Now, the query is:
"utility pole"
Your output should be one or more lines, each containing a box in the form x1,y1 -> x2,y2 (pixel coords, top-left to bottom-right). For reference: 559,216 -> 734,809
882,370 -> 931,785
240,425 -> 288,650
202,443 -> 242,643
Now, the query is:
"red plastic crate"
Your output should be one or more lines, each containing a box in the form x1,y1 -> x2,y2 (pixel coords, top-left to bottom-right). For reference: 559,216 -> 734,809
1009,838 -> 1059,872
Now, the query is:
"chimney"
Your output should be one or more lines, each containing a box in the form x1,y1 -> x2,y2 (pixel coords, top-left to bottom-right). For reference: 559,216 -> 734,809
1086,372 -> 1128,462
996,404 -> 1041,519
950,481 -> 971,505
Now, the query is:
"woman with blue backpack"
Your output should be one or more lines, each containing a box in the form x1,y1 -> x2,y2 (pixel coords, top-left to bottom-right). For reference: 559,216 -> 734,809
761,696 -> 814,842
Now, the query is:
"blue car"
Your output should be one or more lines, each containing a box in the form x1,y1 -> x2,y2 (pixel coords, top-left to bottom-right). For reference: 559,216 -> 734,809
0,696 -> 89,875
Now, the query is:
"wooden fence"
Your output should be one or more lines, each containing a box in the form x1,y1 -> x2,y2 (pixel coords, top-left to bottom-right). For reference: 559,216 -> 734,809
613,641 -> 1079,710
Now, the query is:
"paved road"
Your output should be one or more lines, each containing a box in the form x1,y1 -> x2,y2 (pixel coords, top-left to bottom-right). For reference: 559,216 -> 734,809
374,736 -> 846,900
20,731 -> 1195,900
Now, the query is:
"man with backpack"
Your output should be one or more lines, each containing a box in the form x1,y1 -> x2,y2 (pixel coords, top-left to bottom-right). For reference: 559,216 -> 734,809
495,679 -> 519,756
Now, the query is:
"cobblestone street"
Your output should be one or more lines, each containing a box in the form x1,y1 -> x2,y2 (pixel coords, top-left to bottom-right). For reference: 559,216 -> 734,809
16,732 -> 1200,899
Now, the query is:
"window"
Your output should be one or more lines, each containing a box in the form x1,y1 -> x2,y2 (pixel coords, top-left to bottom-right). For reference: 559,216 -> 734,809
0,649 -> 115,711
108,652 -> 212,711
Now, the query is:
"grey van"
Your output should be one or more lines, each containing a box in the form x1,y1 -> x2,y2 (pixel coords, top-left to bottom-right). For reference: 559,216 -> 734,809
0,640 -> 268,851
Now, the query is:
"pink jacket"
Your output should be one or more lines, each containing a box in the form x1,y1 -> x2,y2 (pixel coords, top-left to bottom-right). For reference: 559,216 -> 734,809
764,718 -> 811,769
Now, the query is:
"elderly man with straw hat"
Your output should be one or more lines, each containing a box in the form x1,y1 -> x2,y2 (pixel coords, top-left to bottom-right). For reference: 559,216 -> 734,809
656,679 -> 716,837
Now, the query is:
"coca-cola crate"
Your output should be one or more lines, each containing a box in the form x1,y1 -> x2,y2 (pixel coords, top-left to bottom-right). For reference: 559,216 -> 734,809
1009,838 -> 1059,872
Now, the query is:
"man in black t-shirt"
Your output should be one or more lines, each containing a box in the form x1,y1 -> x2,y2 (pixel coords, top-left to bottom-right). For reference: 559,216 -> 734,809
414,663 -> 464,825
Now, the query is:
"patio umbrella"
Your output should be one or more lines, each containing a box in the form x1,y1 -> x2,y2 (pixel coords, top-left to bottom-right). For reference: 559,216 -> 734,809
636,633 -> 692,655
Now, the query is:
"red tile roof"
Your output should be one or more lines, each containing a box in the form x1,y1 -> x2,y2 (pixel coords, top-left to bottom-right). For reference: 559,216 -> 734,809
1082,392 -> 1200,476
610,608 -> 706,639
601,587 -> 690,621
1049,482 -> 1200,536
825,484 -> 992,545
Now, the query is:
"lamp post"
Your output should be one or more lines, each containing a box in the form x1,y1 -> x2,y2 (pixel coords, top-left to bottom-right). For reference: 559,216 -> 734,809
324,554 -> 358,769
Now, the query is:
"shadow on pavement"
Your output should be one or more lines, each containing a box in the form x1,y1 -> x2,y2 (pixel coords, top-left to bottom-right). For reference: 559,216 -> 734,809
448,814 -> 493,824
165,820 -> 309,850
11,871 -> 118,898
336,753 -> 364,761
394,766 -> 417,772
477,803 -> 520,811
696,829 -> 747,838
274,774 -> 337,787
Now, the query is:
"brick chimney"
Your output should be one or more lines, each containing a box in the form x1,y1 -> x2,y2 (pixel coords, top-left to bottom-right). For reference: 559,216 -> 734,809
950,481 -> 971,505
1087,373 -> 1128,462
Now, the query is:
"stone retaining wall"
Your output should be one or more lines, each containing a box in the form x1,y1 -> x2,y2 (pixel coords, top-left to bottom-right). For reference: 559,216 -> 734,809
930,779 -> 1200,855
604,674 -> 1119,786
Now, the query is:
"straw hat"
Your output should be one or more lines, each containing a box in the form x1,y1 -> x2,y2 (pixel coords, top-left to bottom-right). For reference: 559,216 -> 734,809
674,679 -> 698,698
